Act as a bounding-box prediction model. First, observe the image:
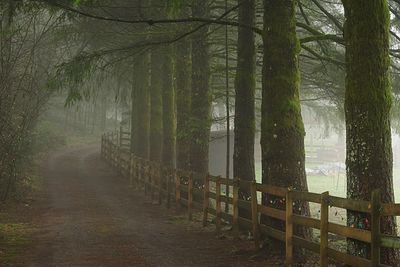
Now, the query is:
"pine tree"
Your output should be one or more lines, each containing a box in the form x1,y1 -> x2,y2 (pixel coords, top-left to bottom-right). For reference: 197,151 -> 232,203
189,0 -> 211,174
233,0 -> 256,218
342,0 -> 398,263
261,0 -> 310,238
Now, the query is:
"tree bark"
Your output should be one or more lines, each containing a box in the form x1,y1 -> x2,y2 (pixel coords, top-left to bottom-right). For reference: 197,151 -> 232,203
175,38 -> 191,170
189,0 -> 211,174
131,53 -> 150,159
162,47 -> 176,167
149,50 -> 163,162
262,0 -> 310,239
342,0 -> 398,264
233,0 -> 256,219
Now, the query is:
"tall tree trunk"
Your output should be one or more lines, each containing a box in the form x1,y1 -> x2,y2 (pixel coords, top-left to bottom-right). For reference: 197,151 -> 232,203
162,47 -> 176,167
131,53 -> 151,159
149,50 -> 163,162
262,0 -> 310,238
189,0 -> 211,174
175,38 -> 191,170
342,0 -> 398,264
233,0 -> 256,219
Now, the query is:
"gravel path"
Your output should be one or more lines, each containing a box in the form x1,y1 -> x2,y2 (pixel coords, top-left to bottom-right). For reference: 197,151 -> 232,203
15,146 -> 276,267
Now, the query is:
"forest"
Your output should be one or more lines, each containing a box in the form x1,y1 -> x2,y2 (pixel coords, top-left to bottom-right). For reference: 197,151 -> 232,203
1,0 -> 400,266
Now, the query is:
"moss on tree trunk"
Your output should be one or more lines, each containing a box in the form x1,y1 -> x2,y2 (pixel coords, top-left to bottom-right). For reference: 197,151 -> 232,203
189,1 -> 211,174
262,0 -> 310,239
233,0 -> 256,219
175,38 -> 191,170
131,53 -> 150,159
342,0 -> 398,264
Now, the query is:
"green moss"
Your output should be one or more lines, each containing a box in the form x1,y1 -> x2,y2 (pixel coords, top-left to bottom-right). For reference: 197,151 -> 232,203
343,0 -> 397,263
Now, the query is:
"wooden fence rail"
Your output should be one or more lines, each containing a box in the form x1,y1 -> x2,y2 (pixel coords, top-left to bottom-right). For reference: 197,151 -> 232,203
101,133 -> 400,267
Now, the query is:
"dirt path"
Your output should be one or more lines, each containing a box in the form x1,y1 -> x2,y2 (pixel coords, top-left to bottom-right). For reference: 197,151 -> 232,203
12,146 -> 279,267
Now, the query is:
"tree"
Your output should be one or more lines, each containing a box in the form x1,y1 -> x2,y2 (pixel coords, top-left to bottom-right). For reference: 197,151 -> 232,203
175,37 -> 191,170
233,0 -> 256,218
342,0 -> 398,264
161,46 -> 176,167
131,53 -> 150,159
261,0 -> 310,237
189,0 -> 211,174
149,49 -> 164,162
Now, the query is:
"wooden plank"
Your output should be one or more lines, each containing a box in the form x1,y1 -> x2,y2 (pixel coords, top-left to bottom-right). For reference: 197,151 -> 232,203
381,235 -> 400,249
259,224 -> 285,242
188,173 -> 193,221
371,190 -> 381,266
329,222 -> 371,243
291,191 -> 321,203
256,184 -> 286,197
328,248 -> 371,266
258,205 -> 285,221
320,192 -> 329,267
203,174 -> 210,226
218,177 -> 235,186
208,192 -> 233,203
381,203 -> 400,216
285,190 -> 293,267
293,236 -> 319,253
166,168 -> 171,209
329,195 -> 371,213
175,170 -> 181,209
293,215 -> 320,229
251,180 -> 260,249
294,235 -> 371,266
216,176 -> 222,233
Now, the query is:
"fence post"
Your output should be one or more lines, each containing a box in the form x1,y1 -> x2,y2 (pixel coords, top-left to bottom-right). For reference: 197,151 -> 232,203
166,167 -> 171,209
203,174 -> 210,226
188,172 -> 193,221
216,176 -> 222,233
138,159 -> 142,189
158,165 -> 162,205
285,189 -> 293,267
232,178 -> 239,239
320,191 -> 329,267
144,161 -> 148,196
150,164 -> 155,202
371,190 -> 381,266
250,180 -> 260,249
129,154 -> 134,188
175,171 -> 181,209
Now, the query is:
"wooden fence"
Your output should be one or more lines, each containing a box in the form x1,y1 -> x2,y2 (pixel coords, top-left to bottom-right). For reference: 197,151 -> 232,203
101,132 -> 400,267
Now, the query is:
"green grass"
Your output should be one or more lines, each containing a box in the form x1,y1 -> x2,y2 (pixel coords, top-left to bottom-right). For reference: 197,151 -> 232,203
255,162 -> 400,201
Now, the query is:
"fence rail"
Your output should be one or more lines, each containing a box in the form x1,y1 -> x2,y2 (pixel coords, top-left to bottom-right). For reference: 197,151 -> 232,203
101,132 -> 400,267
